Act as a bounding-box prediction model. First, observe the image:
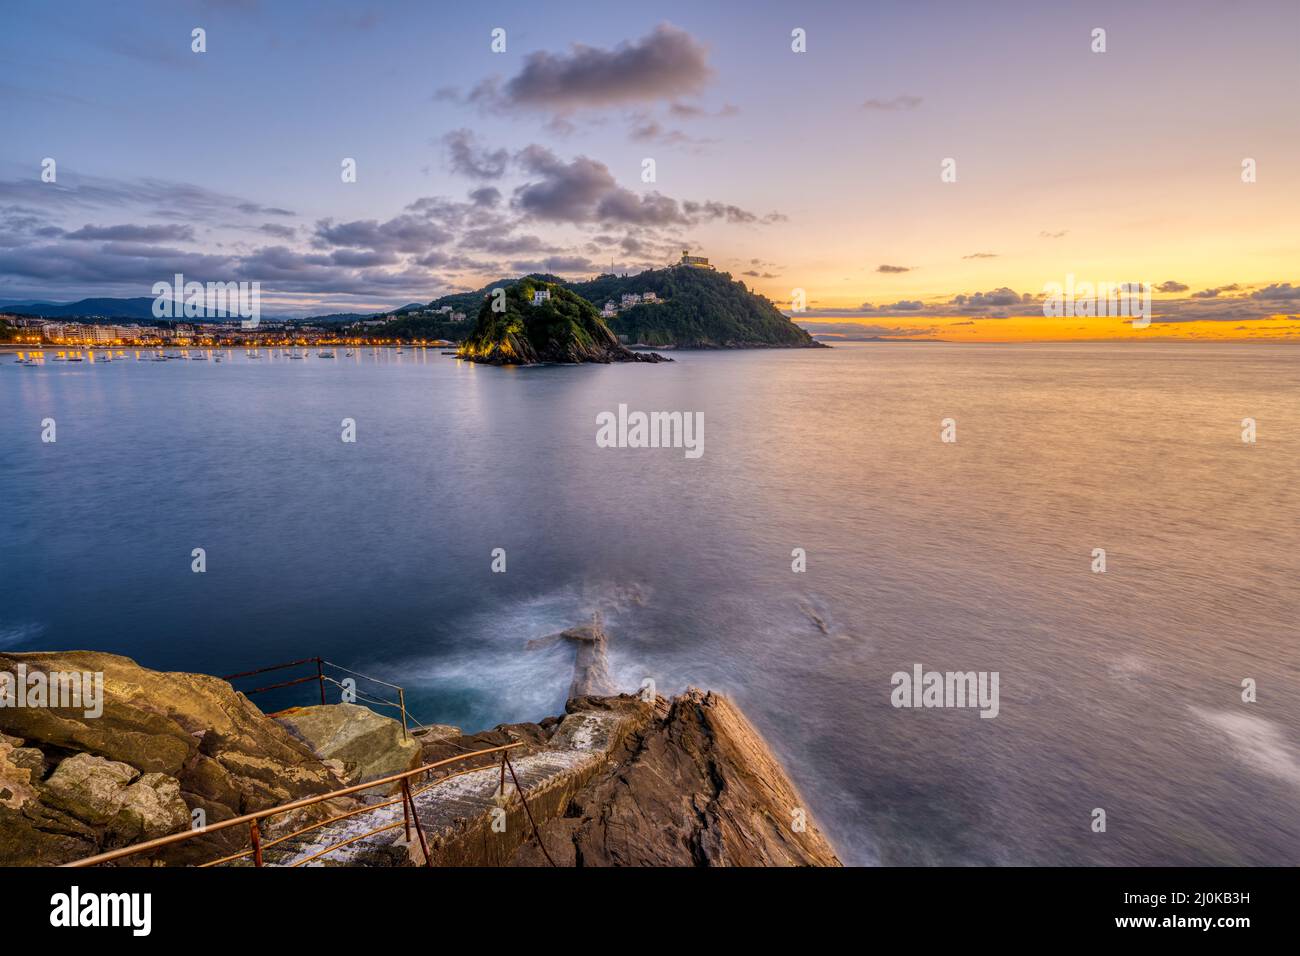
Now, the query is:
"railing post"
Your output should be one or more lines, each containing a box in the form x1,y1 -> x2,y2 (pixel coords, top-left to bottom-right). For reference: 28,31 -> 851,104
402,777 -> 432,867
400,777 -> 411,842
398,688 -> 408,740
499,750 -> 507,798
250,818 -> 263,867
315,658 -> 326,705
505,753 -> 557,867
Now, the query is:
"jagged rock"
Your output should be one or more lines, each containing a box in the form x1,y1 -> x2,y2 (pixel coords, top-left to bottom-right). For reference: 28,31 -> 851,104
273,703 -> 421,787
41,753 -> 139,825
0,653 -> 839,867
526,615 -> 619,698
0,651 -> 348,865
40,753 -> 190,844
0,734 -> 42,810
412,724 -> 461,743
119,773 -> 192,841
510,690 -> 841,867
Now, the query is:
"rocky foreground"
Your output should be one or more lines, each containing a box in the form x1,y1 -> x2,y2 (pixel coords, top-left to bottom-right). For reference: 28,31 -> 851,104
0,649 -> 839,867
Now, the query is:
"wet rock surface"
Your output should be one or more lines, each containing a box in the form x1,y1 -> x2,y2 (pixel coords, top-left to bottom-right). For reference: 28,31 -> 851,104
525,615 -> 618,698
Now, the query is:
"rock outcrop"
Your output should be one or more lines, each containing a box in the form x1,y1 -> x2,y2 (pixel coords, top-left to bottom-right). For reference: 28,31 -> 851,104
459,281 -> 668,365
508,691 -> 840,866
273,703 -> 421,788
0,651 -> 347,865
525,615 -> 618,698
0,651 -> 839,867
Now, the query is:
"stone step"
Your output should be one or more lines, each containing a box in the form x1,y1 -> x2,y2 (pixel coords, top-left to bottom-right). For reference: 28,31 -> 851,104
251,707 -> 642,867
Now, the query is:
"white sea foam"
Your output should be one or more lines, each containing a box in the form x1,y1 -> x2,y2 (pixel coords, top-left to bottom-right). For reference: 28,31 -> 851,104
1190,707 -> 1300,789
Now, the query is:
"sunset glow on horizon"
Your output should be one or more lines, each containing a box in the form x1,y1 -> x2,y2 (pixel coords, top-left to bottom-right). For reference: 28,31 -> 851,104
2,1 -> 1296,340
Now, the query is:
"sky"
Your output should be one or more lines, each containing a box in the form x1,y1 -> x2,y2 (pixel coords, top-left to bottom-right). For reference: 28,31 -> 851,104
2,0 -> 1298,339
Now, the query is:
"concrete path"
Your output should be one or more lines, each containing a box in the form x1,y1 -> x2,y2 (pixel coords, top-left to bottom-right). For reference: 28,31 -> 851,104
253,707 -> 637,866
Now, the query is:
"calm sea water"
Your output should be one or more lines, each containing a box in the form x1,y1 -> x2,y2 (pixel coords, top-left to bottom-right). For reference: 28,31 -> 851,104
2,343 -> 1297,866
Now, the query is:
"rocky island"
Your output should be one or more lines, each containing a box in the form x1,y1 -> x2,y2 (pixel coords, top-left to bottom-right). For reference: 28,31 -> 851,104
375,258 -> 824,351
0,643 -> 839,867
458,280 -> 669,366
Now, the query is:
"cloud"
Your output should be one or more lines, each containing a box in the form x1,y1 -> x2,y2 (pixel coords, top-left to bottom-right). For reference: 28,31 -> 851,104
0,148 -> 784,308
258,222 -> 297,239
877,264 -> 910,273
1039,230 -> 1068,239
63,223 -> 196,242
511,144 -> 779,227
328,249 -> 400,268
795,320 -> 939,339
1156,280 -> 1189,293
444,24 -> 714,119
1250,282 -> 1300,301
668,102 -> 738,119
499,24 -> 712,112
509,255 -> 597,274
1191,284 -> 1241,298
628,120 -> 707,147
0,240 -> 236,286
313,214 -> 454,254
683,200 -> 783,224
963,252 -> 998,259
790,287 -> 1046,320
861,95 -> 922,111
0,173 -> 294,222
951,288 -> 1035,311
443,129 -> 509,179
512,146 -> 630,222
460,229 -> 556,256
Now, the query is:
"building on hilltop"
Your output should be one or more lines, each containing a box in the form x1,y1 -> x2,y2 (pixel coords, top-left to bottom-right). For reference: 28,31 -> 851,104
531,289 -> 552,305
679,250 -> 713,269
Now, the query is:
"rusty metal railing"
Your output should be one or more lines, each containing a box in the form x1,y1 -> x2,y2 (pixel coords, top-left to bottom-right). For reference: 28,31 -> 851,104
62,741 -> 548,868
222,656 -> 414,739
223,656 -> 327,705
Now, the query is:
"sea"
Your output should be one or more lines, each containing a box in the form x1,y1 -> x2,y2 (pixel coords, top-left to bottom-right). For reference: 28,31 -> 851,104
2,341 -> 1297,866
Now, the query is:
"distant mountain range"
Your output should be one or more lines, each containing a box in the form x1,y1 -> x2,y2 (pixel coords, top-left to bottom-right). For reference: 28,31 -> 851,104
0,297 -> 395,324
0,297 -> 164,320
